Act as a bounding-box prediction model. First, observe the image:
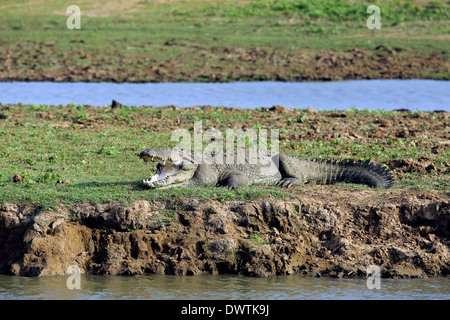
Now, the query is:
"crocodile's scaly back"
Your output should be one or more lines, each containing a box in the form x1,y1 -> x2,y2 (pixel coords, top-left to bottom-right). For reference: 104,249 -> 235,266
278,154 -> 394,188
139,148 -> 394,189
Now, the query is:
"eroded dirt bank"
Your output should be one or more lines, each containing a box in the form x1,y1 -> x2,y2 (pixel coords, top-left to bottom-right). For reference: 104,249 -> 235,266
0,187 -> 448,278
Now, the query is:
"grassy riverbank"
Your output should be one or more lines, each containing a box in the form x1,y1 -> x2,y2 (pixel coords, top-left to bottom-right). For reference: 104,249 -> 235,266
0,103 -> 448,208
0,0 -> 449,82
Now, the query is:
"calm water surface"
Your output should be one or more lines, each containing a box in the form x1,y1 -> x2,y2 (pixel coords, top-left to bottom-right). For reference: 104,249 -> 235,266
0,274 -> 448,300
0,80 -> 448,111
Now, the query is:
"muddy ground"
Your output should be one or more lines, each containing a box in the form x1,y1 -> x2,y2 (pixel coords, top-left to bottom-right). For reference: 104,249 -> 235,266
0,188 -> 449,278
0,42 -> 448,82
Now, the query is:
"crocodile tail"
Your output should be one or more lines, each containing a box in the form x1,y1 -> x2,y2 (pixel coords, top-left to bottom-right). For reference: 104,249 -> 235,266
326,159 -> 394,188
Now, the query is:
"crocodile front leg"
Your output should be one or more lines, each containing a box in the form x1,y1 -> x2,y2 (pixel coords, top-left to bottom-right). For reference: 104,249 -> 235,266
219,171 -> 250,189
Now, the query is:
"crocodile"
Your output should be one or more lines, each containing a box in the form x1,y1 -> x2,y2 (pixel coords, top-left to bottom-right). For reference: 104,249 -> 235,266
138,148 -> 394,189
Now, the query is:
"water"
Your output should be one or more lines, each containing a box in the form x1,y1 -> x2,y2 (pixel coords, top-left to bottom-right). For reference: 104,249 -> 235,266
0,274 -> 448,300
0,80 -> 448,111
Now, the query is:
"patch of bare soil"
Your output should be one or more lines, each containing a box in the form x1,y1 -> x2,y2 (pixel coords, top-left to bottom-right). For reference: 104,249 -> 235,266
1,188 -> 448,278
0,42 -> 447,82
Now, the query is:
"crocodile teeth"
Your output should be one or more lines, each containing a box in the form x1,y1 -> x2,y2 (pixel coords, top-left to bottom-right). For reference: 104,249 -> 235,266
143,179 -> 157,188
143,179 -> 154,186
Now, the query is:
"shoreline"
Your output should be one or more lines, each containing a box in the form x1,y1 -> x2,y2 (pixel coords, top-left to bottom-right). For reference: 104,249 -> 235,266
1,79 -> 448,113
1,188 -> 449,278
0,104 -> 448,278
1,0 -> 448,282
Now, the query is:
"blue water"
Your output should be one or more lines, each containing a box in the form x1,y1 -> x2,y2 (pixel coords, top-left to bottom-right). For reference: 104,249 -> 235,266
0,80 -> 448,111
0,274 -> 449,300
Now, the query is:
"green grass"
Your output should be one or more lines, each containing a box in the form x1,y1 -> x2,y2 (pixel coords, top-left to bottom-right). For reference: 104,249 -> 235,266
0,2 -> 448,207
0,104 -> 448,209
0,105 -> 288,208
200,0 -> 448,23
0,0 -> 448,81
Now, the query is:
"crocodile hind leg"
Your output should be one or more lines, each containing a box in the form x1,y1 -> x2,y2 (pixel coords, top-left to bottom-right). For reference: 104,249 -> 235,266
278,177 -> 303,188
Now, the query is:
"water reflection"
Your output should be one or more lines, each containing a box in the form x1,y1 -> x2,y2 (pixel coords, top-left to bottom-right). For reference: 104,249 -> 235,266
0,274 -> 448,300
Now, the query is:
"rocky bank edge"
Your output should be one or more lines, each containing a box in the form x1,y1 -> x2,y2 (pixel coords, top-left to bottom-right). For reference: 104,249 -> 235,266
0,188 -> 449,278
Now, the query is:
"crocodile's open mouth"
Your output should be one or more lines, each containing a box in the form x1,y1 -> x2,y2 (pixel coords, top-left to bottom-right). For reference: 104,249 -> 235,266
143,162 -> 182,188
140,149 -> 196,189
